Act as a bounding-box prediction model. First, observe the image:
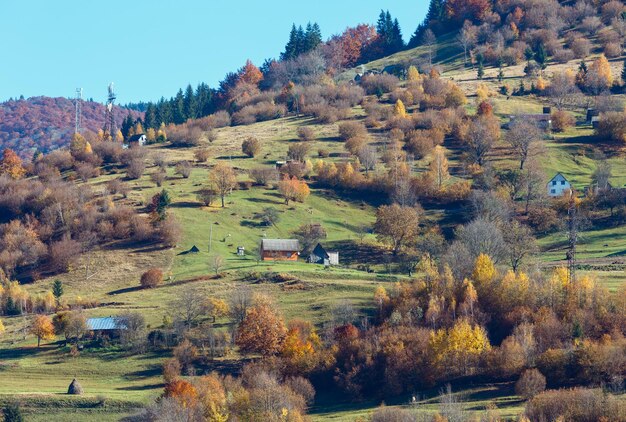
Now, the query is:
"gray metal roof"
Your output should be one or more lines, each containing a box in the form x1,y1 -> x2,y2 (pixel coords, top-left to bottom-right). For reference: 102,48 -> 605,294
87,317 -> 125,331
261,239 -> 300,252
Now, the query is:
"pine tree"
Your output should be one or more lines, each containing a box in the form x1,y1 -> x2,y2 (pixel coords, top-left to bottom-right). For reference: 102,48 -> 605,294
477,62 -> 484,80
303,22 -> 322,53
535,43 -> 547,69
390,18 -> 405,52
52,280 -> 63,306
281,24 -> 300,60
426,0 -> 444,24
183,84 -> 197,120
144,103 -> 156,129
121,113 -> 134,140
172,89 -> 185,124
196,83 -> 214,117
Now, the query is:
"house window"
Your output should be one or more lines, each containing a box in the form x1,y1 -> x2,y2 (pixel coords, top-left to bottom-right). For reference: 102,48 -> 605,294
561,181 -> 565,185
552,181 -> 557,186
551,189 -> 556,194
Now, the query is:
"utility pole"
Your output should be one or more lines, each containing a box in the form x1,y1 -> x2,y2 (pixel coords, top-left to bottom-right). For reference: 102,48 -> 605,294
74,88 -> 82,134
208,223 -> 213,253
566,190 -> 578,284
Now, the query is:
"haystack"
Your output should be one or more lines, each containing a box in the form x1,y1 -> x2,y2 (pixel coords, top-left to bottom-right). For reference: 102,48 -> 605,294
67,378 -> 83,395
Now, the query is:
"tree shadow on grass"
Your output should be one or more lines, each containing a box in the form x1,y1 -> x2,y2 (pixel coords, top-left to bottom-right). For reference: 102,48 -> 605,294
116,383 -> 164,391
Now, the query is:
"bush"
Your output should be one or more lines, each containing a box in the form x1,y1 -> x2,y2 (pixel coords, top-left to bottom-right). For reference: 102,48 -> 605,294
515,369 -> 546,399
140,268 -> 163,289
168,124 -> 203,147
196,188 -> 216,206
570,37 -> 592,59
194,148 -> 210,162
150,170 -> 166,187
126,158 -> 146,179
360,73 -> 399,95
338,121 -> 367,141
318,148 -> 329,158
597,112 -> 626,142
158,215 -> 182,247
551,110 -> 575,132
287,143 -> 309,162
297,126 -> 315,142
604,42 -> 622,58
242,137 -> 261,157
249,167 -> 279,186
527,207 -> 559,233
525,388 -> 625,422
175,161 -> 192,178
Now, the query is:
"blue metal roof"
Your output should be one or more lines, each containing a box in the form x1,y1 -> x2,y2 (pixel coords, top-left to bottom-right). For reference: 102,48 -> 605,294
87,317 -> 124,331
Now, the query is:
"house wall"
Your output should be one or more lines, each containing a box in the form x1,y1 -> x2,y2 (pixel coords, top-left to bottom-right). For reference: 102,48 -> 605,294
548,175 -> 570,197
262,250 -> 298,261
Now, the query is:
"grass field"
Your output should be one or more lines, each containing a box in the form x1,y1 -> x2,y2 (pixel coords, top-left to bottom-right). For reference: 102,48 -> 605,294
2,33 -> 626,421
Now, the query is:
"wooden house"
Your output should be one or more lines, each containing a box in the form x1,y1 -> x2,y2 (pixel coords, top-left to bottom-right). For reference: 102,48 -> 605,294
260,239 -> 300,261
86,317 -> 126,338
308,243 -> 339,266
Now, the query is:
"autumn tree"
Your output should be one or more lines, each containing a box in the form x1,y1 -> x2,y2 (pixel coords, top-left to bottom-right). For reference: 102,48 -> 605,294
585,55 -> 613,94
515,369 -> 546,399
0,149 -> 26,179
463,115 -> 500,166
140,268 -> 163,289
236,295 -> 287,356
393,99 -> 407,118
281,320 -> 322,374
205,298 -> 229,323
429,145 -> 450,190
238,59 -> 263,85
458,21 -> 477,67
374,204 -> 420,254
30,315 -> 55,347
209,162 -> 237,207
429,318 -> 491,376
163,380 -> 198,408
241,137 -> 261,158
278,177 -> 310,205
506,120 -> 543,170
446,0 -> 492,23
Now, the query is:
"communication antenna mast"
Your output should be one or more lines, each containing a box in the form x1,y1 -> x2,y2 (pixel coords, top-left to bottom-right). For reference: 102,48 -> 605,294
103,83 -> 117,140
566,190 -> 578,284
74,88 -> 83,134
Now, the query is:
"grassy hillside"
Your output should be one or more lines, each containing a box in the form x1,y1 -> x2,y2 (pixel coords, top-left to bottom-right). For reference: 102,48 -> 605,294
3,28 -> 626,421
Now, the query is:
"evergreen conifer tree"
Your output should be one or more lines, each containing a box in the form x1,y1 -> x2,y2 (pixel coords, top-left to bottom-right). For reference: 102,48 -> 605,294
172,89 -> 185,124
121,113 -> 134,140
144,103 -> 156,129
183,84 -> 197,120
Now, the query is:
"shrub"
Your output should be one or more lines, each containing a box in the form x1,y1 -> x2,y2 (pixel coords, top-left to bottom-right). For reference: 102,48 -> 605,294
175,161 -> 192,178
604,42 -> 622,58
249,167 -> 279,186
515,369 -> 546,399
318,148 -> 329,158
75,162 -> 99,182
360,73 -> 399,95
162,358 -> 181,383
168,124 -> 203,147
140,268 -> 163,289
297,126 -> 315,142
287,143 -> 309,162
158,215 -> 182,247
150,170 -> 166,187
338,121 -> 367,141
597,112 -> 626,142
196,188 -> 216,206
242,137 -> 261,157
570,38 -> 592,59
525,388 -> 625,422
194,148 -> 210,162
551,110 -> 575,132
126,158 -> 145,179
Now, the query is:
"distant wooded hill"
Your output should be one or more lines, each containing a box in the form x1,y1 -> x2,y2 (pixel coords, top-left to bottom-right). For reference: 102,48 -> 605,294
0,97 -> 142,158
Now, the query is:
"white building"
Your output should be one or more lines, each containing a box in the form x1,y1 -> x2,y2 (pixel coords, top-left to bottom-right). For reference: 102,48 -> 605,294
547,173 -> 571,197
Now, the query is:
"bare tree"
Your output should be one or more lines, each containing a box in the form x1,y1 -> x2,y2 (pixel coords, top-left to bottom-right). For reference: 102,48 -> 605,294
456,217 -> 506,263
464,116 -> 499,167
171,286 -> 205,328
546,71 -> 581,110
357,146 -> 378,174
229,285 -> 252,324
458,21 -> 477,68
423,29 -> 437,66
506,120 -> 543,170
209,162 -> 237,207
210,255 -> 225,275
504,221 -> 538,272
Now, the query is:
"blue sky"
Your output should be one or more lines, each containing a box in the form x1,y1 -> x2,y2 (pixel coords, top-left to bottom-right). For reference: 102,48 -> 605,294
0,1 -> 426,104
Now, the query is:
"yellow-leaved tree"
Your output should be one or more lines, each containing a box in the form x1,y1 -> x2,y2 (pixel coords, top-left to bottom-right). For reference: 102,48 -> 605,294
30,315 -> 55,347
394,99 -> 407,118
407,65 -> 420,82
429,145 -> 450,190
471,253 -> 496,286
429,318 -> 491,376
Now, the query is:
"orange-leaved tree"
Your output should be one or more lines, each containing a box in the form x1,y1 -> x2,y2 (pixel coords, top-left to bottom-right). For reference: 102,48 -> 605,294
236,295 -> 287,356
30,315 -> 55,347
0,148 -> 26,179
163,380 -> 198,408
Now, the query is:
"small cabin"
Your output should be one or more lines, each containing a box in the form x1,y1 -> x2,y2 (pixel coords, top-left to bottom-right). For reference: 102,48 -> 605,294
309,243 -> 339,266
260,239 -> 300,261
86,317 -> 126,338
547,173 -> 571,197
123,134 -> 147,149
